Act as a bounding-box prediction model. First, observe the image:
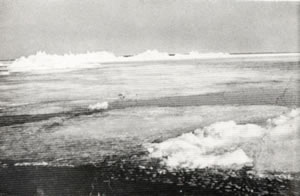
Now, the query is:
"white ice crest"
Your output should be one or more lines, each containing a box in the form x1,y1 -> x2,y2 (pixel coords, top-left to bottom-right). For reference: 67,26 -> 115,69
88,102 -> 109,111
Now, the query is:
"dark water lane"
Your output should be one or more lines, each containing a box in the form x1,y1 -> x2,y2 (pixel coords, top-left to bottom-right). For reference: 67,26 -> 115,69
1,161 -> 298,196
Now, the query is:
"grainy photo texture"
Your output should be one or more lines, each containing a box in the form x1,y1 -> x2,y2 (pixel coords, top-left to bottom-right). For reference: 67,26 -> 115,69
0,0 -> 299,195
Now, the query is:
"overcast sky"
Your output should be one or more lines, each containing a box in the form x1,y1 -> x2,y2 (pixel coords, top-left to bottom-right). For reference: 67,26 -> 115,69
0,0 -> 299,59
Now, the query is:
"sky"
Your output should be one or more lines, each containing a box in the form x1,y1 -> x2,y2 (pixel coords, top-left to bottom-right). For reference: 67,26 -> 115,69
0,0 -> 299,59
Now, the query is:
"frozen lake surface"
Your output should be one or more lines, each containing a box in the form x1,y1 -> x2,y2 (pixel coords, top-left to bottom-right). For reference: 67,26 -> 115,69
0,55 -> 299,172
0,54 -> 299,195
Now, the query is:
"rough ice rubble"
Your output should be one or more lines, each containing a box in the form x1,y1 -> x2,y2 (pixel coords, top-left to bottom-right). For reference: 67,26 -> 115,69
146,108 -> 300,170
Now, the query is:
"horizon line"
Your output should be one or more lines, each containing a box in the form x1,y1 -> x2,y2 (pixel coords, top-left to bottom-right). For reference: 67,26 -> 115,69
0,51 -> 300,62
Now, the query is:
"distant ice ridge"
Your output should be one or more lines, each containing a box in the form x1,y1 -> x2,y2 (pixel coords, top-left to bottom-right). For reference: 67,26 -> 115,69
9,50 -> 300,74
125,50 -> 229,61
8,50 -> 230,74
10,50 -> 300,74
146,108 -> 300,171
9,51 -> 117,74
